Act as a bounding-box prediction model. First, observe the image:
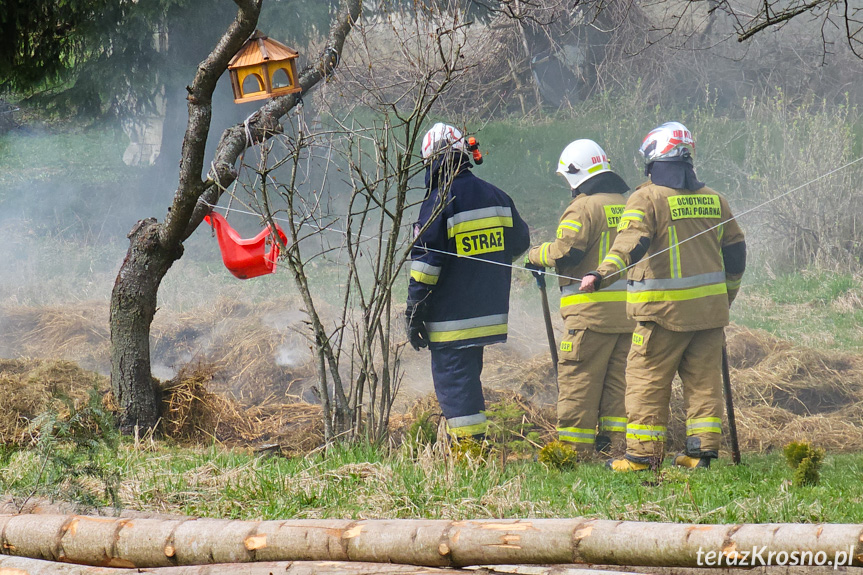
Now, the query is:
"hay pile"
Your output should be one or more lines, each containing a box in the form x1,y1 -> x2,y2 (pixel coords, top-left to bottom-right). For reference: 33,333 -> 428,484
0,304 -> 110,373
423,324 -> 863,455
148,362 -> 322,452
664,326 -> 863,454
158,362 -> 322,453
0,298 -> 319,404
0,359 -> 323,453
2,293 -> 860,457
0,359 -> 108,445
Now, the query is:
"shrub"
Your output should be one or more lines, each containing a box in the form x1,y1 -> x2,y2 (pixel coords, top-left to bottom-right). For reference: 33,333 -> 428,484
538,441 -> 578,470
405,411 -> 438,446
784,441 -> 824,487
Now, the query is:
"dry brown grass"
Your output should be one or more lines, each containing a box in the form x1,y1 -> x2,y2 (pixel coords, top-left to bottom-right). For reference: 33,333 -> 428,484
157,362 -> 323,452
0,358 -> 322,453
0,358 -> 107,445
667,325 -> 863,454
0,303 -> 110,372
2,294 -> 861,456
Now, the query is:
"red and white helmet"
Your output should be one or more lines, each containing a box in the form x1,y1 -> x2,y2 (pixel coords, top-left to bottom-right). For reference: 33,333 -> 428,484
639,122 -> 695,165
556,139 -> 611,190
421,122 -> 466,163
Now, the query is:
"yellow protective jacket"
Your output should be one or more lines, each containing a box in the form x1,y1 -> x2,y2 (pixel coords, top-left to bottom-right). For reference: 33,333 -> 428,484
595,180 -> 746,332
527,191 -> 633,333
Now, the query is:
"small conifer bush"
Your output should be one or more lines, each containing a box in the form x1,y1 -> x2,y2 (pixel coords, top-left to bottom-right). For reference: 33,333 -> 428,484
783,441 -> 824,487
538,440 -> 578,470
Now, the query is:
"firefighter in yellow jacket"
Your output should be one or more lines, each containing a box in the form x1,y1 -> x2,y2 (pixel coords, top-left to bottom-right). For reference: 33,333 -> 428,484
580,122 -> 746,471
524,139 -> 634,455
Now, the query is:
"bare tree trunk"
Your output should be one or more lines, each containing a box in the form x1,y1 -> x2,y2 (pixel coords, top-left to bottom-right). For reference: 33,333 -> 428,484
109,0 -> 363,433
513,0 -> 542,111
109,0 -> 262,431
2,515 -> 862,569
109,219 -> 182,430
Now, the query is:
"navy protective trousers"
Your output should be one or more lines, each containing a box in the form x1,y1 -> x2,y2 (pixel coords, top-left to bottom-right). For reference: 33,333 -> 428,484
430,345 -> 487,438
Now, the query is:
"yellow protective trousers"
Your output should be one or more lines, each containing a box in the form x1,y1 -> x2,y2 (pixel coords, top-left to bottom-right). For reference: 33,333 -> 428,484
624,321 -> 724,460
556,327 -> 629,452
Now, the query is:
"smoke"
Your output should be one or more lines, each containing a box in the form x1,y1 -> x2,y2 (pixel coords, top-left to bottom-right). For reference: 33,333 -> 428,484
1,2 -> 861,409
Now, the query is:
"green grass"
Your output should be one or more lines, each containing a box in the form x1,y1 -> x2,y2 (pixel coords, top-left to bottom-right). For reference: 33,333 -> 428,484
3,442 -> 862,523
732,268 -> 863,351
0,127 -> 133,195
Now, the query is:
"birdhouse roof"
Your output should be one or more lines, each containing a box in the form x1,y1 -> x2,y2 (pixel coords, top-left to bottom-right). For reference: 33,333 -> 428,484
228,30 -> 298,69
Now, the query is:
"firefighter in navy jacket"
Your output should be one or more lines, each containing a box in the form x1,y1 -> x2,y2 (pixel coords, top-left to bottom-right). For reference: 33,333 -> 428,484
406,123 -> 531,440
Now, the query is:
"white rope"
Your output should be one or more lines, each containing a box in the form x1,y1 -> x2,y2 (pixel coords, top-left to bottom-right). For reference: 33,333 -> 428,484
201,154 -> 863,284
603,154 -> 863,281
201,201 -> 384,247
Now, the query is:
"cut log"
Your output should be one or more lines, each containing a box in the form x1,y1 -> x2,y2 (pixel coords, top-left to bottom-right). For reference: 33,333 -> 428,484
0,515 -> 861,569
476,567 -> 647,575
481,567 -> 647,575
0,556 -> 480,574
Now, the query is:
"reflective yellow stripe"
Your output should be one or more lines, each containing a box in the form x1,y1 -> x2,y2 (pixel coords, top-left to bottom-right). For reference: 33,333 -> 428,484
448,422 -> 489,438
717,224 -> 725,243
448,216 -> 512,238
561,291 -> 627,307
627,424 -> 667,431
626,433 -> 666,442
539,242 -> 552,267
602,253 -> 625,271
669,225 -> 682,279
599,416 -> 627,432
622,209 -> 645,221
626,423 -> 666,442
428,323 -> 508,343
558,220 -> 582,232
626,282 -> 727,303
686,417 -> 722,435
558,427 -> 596,444
598,231 -> 610,266
410,269 -> 439,285
726,278 -> 742,289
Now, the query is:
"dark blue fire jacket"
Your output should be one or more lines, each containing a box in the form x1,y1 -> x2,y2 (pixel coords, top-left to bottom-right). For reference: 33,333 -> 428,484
408,155 -> 531,349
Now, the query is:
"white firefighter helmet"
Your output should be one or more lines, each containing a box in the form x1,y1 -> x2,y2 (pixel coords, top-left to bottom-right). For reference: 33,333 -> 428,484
421,122 -> 466,163
556,139 -> 611,190
639,121 -> 695,165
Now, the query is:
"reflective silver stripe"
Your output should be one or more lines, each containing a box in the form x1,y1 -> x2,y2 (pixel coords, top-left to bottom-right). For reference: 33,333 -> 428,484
410,261 -> 441,276
626,425 -> 666,438
599,417 -> 627,431
561,279 -> 627,295
447,413 -> 487,428
558,429 -> 595,441
687,421 -> 722,431
426,313 -> 508,333
627,271 -> 726,292
446,206 -> 512,230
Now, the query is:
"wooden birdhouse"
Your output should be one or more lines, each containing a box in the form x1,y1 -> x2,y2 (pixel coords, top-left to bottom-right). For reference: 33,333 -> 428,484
228,30 -> 301,104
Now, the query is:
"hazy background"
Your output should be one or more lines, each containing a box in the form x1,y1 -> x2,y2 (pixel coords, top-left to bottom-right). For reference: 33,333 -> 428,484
1,0 -> 861,404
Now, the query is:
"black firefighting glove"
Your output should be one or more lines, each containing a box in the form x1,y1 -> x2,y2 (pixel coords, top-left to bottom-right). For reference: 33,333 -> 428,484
405,303 -> 429,351
524,255 -> 546,287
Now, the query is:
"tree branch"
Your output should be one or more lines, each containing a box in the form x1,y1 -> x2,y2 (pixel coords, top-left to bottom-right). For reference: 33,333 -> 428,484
736,0 -> 825,42
161,0 -> 262,247
186,0 -> 364,240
